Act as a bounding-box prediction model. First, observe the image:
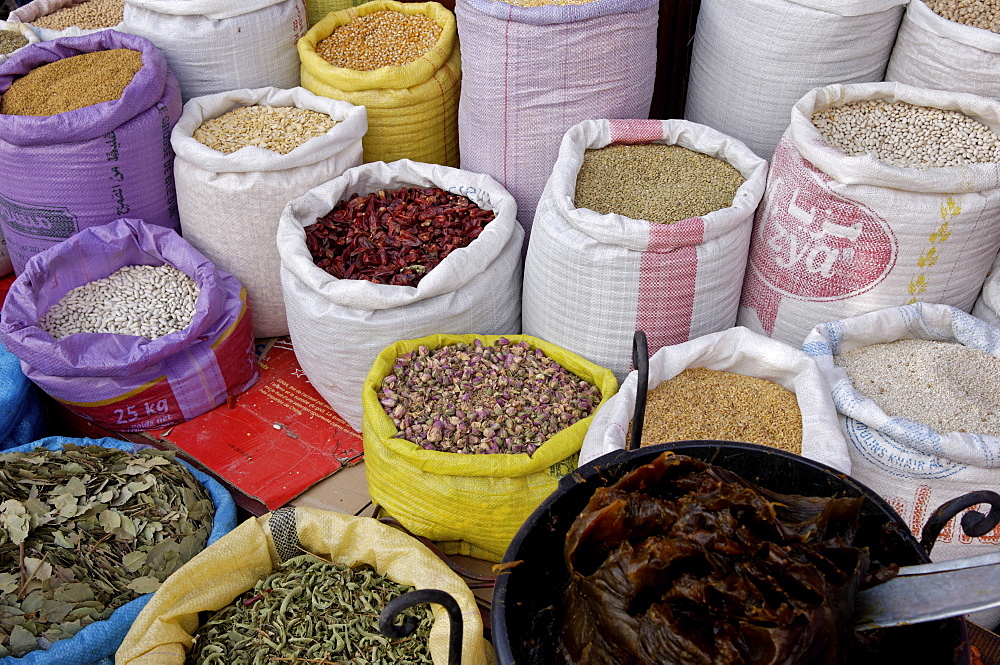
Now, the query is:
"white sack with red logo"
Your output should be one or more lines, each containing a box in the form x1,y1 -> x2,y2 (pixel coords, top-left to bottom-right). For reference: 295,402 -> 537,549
738,82 -> 1000,348
522,118 -> 767,383
685,0 -> 906,159
803,303 -> 1000,628
973,249 -> 1000,327
886,0 -> 1000,103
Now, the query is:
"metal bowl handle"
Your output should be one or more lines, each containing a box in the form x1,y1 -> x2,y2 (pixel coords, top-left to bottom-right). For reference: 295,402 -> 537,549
920,490 -> 1000,555
628,330 -> 649,452
379,588 -> 463,665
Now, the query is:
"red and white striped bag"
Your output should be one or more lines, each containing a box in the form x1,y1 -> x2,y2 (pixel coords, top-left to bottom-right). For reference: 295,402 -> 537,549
522,118 -> 768,382
739,83 -> 1000,348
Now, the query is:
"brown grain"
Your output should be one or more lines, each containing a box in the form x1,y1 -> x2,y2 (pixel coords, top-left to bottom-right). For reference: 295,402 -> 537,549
0,48 -> 142,116
633,367 -> 803,453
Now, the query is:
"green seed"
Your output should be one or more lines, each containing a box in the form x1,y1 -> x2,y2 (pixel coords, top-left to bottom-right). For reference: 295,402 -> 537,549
0,31 -> 28,56
573,143 -> 745,225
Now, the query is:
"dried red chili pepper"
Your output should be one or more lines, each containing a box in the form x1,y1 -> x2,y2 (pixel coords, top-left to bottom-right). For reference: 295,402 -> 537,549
304,186 -> 495,286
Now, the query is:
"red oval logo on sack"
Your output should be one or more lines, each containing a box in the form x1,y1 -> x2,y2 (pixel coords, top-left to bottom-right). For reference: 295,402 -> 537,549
748,141 -> 897,301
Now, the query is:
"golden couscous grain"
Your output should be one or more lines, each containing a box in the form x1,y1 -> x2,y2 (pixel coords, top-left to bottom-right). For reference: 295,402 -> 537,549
632,367 -> 802,453
0,49 -> 142,116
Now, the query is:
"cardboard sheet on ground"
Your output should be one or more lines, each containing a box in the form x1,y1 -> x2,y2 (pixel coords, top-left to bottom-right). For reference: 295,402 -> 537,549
60,337 -> 364,513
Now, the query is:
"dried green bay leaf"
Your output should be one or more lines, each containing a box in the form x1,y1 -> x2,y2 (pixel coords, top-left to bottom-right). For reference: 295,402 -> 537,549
9,624 -> 36,657
0,444 -> 215,658
126,576 -> 161,594
122,551 -> 147,572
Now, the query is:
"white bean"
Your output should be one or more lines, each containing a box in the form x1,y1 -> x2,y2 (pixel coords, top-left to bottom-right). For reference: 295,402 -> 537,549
40,264 -> 200,341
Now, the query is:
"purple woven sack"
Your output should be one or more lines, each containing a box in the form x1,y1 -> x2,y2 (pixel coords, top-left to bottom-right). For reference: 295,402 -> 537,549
0,30 -> 181,274
0,218 -> 258,432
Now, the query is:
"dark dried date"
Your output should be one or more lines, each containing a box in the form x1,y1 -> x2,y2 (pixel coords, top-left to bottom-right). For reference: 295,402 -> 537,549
304,186 -> 495,286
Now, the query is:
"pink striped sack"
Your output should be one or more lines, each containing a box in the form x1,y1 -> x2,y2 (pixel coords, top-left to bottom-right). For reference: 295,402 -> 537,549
455,0 -> 657,243
522,119 -> 768,382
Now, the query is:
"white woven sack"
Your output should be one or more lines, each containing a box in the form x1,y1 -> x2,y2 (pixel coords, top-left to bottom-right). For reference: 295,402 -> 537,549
580,326 -> 851,474
803,302 -> 1000,627
7,0 -> 124,39
522,118 -> 767,383
685,0 -> 906,159
739,82 -> 1000,348
886,0 -> 1000,102
277,159 -> 524,431
0,21 -> 40,65
171,86 -> 367,339
455,0 -> 657,242
973,249 -> 1000,327
120,0 -> 306,102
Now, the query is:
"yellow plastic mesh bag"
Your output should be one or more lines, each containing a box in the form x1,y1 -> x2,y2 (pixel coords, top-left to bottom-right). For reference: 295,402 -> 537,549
306,0 -> 373,27
115,507 -> 490,664
362,333 -> 619,562
298,0 -> 460,167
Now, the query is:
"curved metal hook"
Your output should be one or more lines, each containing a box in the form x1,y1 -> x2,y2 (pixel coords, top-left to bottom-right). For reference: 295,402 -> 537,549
628,330 -> 649,452
379,588 -> 463,665
920,490 -> 1000,556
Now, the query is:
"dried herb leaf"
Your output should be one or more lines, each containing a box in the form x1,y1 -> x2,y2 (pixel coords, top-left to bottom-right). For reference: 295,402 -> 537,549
187,555 -> 434,665
0,444 -> 216,658
126,577 -> 161,594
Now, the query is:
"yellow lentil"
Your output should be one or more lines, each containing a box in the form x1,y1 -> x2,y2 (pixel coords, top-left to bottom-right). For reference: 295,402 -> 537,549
315,11 -> 442,71
632,367 -> 803,453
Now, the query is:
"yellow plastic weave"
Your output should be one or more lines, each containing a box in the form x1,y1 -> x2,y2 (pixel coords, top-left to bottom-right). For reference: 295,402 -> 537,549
298,0 -> 461,167
362,334 -> 619,562
306,0 -> 373,27
115,508 -> 490,664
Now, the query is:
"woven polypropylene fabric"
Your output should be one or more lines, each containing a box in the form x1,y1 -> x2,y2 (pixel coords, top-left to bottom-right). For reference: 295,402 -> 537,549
803,303 -> 1000,628
171,86 -> 366,338
886,0 -> 1000,103
276,159 -> 523,432
738,82 -> 1000,348
0,31 -> 182,275
455,0 -> 657,242
120,0 -> 306,102
685,0 -> 906,160
522,118 -> 767,382
973,250 -> 1000,327
0,338 -> 45,449
299,0 -> 461,167
0,435 -> 237,665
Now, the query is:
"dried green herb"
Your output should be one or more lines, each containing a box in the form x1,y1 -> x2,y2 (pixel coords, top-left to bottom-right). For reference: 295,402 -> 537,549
0,444 -> 215,658
187,554 -> 434,665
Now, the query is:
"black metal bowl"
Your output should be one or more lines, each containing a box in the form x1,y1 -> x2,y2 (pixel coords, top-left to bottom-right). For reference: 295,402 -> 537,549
491,440 -> 972,665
